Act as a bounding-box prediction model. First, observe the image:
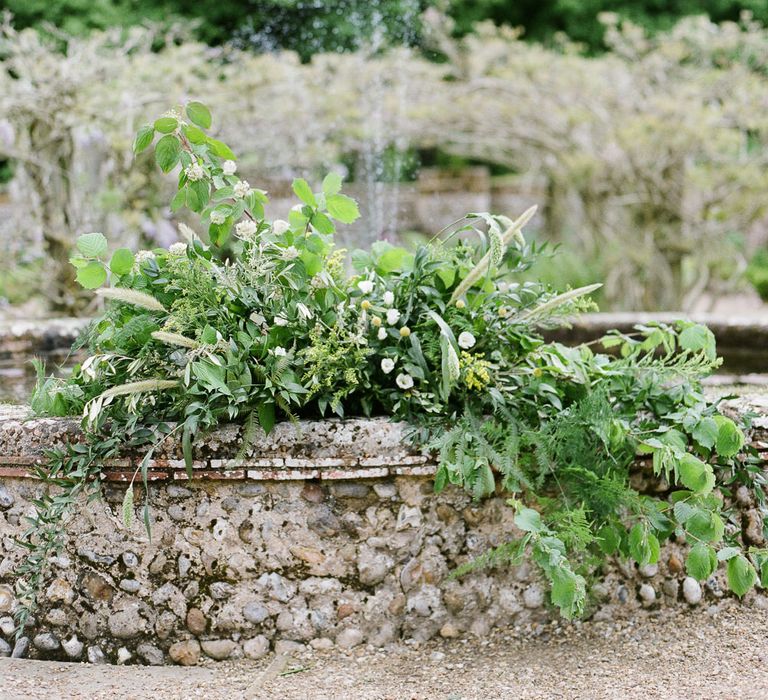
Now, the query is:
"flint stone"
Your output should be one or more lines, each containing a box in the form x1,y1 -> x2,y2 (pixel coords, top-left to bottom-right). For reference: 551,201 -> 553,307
169,640 -> 200,666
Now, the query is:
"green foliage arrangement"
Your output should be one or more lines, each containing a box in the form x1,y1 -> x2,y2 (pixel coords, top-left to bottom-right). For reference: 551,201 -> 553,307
18,102 -> 768,631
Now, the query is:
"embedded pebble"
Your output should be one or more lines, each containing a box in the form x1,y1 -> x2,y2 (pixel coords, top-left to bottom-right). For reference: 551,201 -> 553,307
683,578 -> 703,605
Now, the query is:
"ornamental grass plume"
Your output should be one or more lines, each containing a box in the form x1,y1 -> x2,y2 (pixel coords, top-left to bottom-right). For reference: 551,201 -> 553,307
150,331 -> 200,349
96,288 -> 167,312
450,206 -> 537,303
98,379 -> 179,400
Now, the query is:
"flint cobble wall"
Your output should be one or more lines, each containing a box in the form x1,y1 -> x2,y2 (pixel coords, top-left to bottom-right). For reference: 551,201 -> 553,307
0,399 -> 766,665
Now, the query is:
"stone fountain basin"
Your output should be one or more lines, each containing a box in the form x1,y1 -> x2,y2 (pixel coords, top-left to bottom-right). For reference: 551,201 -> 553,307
0,396 -> 766,665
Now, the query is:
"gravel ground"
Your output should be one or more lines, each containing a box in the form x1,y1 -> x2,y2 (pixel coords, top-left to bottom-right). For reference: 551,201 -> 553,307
3,602 -> 768,700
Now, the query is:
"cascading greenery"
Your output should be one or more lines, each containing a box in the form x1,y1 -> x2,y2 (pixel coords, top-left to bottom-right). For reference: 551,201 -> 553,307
18,101 -> 768,630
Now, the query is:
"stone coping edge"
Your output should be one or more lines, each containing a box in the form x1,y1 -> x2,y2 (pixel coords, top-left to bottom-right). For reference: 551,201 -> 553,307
0,395 -> 767,482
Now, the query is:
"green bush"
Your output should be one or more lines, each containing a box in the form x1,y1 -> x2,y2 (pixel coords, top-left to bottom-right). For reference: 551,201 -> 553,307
747,249 -> 768,301
16,102 -> 767,631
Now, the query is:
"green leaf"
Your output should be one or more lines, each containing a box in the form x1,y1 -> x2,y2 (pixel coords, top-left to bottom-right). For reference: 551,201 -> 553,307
434,465 -> 448,493
154,117 -> 178,134
515,507 -> 543,533
206,138 -> 236,160
716,546 -> 740,562
76,261 -> 107,289
727,555 -> 757,597
322,172 -> 343,196
692,417 -> 719,450
326,193 -> 360,223
550,568 -> 585,619
133,124 -> 154,153
713,415 -> 744,458
192,360 -> 231,396
292,178 -> 317,207
679,323 -> 716,360
183,124 -> 207,144
155,135 -> 181,173
678,453 -> 714,495
186,101 -> 212,129
685,543 -> 717,580
209,221 -> 231,247
76,232 -> 108,259
257,402 -> 276,435
378,247 -> 414,274
628,523 -> 660,566
170,189 -> 186,213
109,248 -> 134,276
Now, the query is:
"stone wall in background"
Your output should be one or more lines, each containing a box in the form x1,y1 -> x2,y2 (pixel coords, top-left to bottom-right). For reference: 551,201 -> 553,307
0,404 -> 766,665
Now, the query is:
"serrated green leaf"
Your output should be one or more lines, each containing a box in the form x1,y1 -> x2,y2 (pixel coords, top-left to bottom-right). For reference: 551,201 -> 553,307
186,101 -> 212,129
727,555 -> 757,597
183,124 -> 207,144
155,135 -> 181,173
550,568 -> 585,619
154,117 -> 178,134
109,248 -> 134,276
326,193 -> 360,224
678,453 -> 714,495
133,124 -> 154,153
716,546 -> 740,562
76,232 -> 108,259
515,507 -> 543,533
628,523 -> 659,566
691,417 -> 719,450
292,178 -> 317,206
322,172 -> 343,196
76,261 -> 107,289
206,137 -> 235,160
685,543 -> 717,580
713,415 -> 744,458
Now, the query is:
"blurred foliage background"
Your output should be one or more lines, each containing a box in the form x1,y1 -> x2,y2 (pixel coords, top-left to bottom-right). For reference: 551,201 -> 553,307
1,1 -> 768,314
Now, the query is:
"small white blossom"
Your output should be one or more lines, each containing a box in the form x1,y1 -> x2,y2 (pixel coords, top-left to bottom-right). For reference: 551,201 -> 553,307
235,220 -> 257,238
210,210 -> 227,225
386,308 -> 401,325
377,327 -> 387,340
381,358 -> 395,374
134,250 -> 155,266
497,281 -> 510,293
185,163 -> 205,181
233,180 -> 252,199
358,280 -> 374,294
458,331 -> 476,349
396,373 -> 414,390
274,315 -> 288,326
272,219 -> 290,235
310,274 -> 327,289
273,346 -> 287,357
222,160 -> 237,176
168,242 -> 187,256
383,291 -> 394,306
291,204 -> 304,212
282,246 -> 299,260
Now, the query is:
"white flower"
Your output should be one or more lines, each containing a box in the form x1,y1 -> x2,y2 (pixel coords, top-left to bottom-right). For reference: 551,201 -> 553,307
233,180 -> 252,199
381,358 -> 395,374
273,346 -> 287,357
185,163 -> 205,181
396,373 -> 414,390
282,246 -> 299,260
383,291 -> 395,306
168,242 -> 187,256
222,160 -> 237,176
291,204 -> 304,212
458,331 -> 476,349
297,303 -> 313,320
497,281 -> 509,293
235,220 -> 257,238
310,274 -> 327,289
210,210 -> 226,225
377,327 -> 387,340
386,309 -> 401,325
274,315 -> 288,327
358,280 -> 374,294
134,250 -> 155,266
272,219 -> 290,235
